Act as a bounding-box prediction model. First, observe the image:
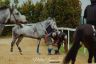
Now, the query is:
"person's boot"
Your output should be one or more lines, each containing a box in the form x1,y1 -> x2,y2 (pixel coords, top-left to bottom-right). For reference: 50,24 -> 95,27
55,50 -> 60,55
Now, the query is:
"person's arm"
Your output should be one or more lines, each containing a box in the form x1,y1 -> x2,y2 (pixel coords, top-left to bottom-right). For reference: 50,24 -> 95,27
83,5 -> 90,24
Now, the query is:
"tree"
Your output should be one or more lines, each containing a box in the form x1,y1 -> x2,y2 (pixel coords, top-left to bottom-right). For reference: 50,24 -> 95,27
33,2 -> 43,22
19,0 -> 81,27
19,0 -> 33,22
44,0 -> 81,28
19,0 -> 44,23
0,0 -> 10,6
14,0 -> 18,8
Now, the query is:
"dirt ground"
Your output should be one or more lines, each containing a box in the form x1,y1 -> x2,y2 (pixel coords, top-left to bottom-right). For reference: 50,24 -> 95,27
0,37 -> 88,64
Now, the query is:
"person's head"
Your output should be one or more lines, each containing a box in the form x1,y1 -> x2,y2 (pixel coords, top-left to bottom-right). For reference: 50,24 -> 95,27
90,0 -> 96,4
52,32 -> 57,37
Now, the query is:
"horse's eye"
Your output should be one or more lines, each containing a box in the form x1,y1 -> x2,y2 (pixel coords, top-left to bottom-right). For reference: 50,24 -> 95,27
15,13 -> 19,15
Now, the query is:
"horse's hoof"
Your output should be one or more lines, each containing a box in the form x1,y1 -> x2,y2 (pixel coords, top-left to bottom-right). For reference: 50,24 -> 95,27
37,52 -> 41,55
54,53 -> 60,55
10,49 -> 13,52
54,50 -> 60,55
37,51 -> 40,55
48,53 -> 52,55
20,52 -> 23,55
37,50 -> 40,54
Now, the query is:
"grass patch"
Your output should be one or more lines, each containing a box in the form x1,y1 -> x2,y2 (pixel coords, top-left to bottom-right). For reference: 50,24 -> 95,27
60,45 -> 64,53
60,44 -> 88,56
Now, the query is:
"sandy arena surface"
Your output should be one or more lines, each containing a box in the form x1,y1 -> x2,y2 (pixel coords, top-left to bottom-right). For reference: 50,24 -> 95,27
0,37 -> 88,64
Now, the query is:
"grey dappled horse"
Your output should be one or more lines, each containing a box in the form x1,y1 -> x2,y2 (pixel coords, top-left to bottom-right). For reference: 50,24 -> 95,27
0,6 -> 27,34
10,18 -> 57,55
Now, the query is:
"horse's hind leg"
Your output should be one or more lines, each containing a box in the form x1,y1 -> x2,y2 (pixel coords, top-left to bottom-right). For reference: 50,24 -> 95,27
10,38 -> 17,52
36,39 -> 41,54
88,49 -> 94,63
16,36 -> 23,55
94,49 -> 96,63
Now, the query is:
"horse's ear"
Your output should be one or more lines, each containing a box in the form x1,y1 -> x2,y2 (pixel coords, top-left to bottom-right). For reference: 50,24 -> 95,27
9,4 -> 15,13
12,4 -> 16,9
47,17 -> 52,20
53,18 -> 56,21
47,21 -> 50,25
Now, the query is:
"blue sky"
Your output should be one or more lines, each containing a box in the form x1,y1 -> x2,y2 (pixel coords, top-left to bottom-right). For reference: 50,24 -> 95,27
80,0 -> 91,16
10,0 -> 40,6
19,0 -> 40,4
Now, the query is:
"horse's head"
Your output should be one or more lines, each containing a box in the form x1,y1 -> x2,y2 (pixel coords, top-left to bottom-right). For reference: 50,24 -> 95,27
46,17 -> 57,31
9,6 -> 27,24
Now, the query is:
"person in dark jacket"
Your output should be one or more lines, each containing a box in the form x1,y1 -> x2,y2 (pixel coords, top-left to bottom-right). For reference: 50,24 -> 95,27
84,0 -> 96,35
50,31 -> 67,54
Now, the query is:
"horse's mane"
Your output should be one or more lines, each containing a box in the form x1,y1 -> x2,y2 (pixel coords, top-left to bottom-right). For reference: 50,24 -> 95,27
0,6 -> 9,10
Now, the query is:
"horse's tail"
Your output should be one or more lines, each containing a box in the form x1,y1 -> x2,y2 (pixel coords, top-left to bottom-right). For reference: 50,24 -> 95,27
0,24 -> 4,35
63,29 -> 82,64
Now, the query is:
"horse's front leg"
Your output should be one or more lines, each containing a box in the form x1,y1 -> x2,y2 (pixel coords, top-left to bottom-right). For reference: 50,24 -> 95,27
10,38 -> 17,52
36,39 -> 41,55
16,36 -> 23,55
